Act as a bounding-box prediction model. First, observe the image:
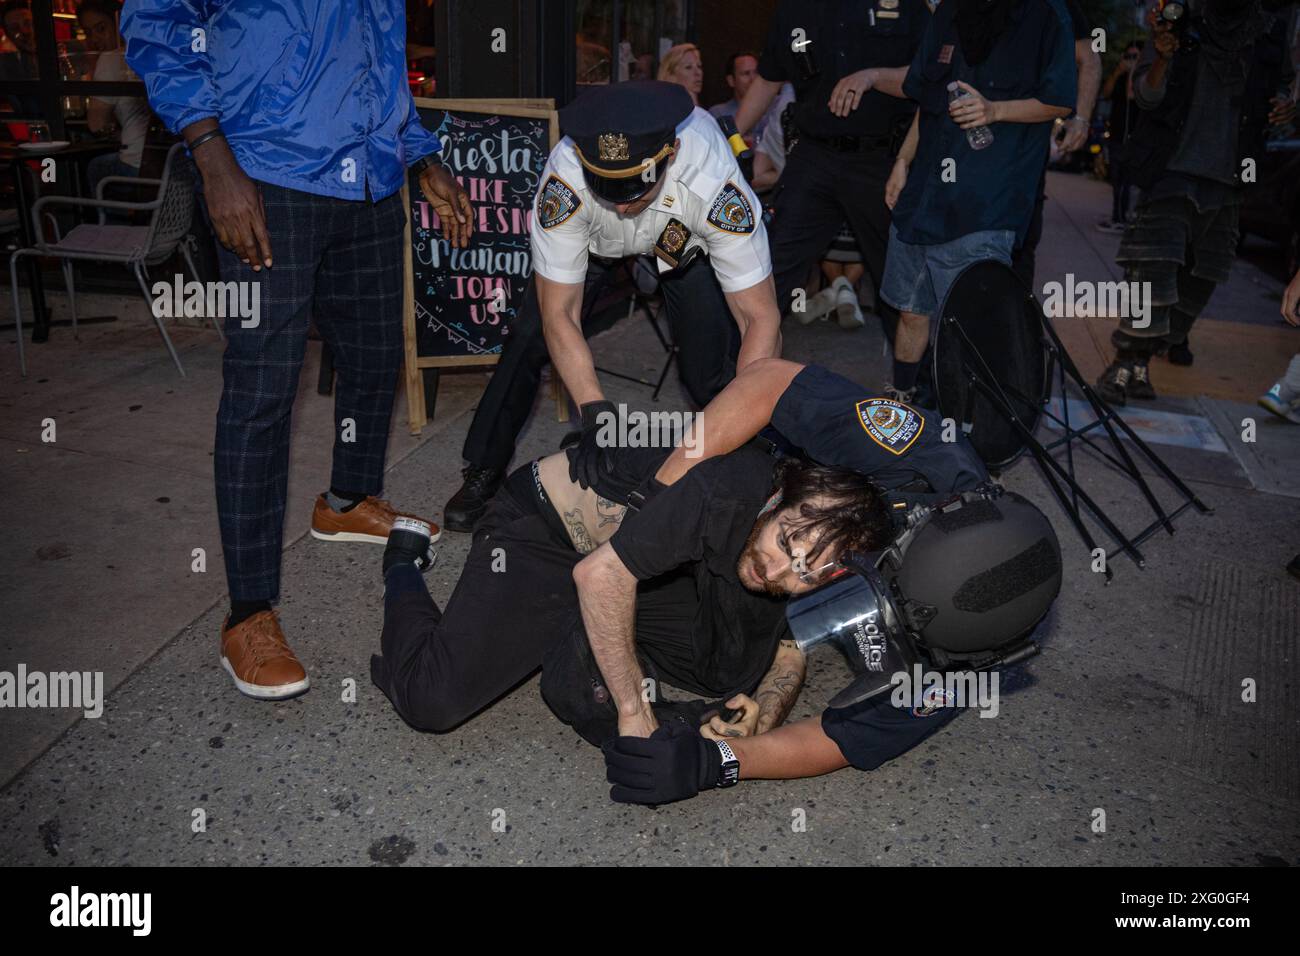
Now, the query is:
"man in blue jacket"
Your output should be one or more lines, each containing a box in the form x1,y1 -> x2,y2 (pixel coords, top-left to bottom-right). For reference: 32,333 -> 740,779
122,0 -> 473,700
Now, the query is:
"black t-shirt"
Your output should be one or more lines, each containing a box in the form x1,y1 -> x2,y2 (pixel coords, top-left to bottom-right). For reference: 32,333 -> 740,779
609,444 -> 790,698
758,0 -> 931,138
1063,0 -> 1090,40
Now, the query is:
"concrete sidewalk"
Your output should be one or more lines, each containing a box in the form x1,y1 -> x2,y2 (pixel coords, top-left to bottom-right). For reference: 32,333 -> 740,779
1,173 -> 1297,866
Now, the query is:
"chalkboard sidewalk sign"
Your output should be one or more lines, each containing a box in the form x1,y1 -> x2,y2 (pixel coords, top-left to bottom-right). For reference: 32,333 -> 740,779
402,98 -> 559,433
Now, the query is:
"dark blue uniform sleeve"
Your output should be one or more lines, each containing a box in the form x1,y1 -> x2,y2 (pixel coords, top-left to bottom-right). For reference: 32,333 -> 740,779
1039,0 -> 1078,110
769,364 -> 988,493
821,693 -> 959,771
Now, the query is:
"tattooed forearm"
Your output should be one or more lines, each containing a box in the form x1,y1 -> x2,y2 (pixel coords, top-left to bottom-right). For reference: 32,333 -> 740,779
595,495 -> 626,529
753,640 -> 806,734
564,508 -> 596,554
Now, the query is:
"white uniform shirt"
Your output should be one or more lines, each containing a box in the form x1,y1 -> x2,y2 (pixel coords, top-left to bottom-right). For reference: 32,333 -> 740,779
530,107 -> 771,295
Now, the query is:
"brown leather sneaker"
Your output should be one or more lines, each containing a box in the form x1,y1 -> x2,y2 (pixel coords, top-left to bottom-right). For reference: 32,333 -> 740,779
220,610 -> 310,700
310,495 -> 441,545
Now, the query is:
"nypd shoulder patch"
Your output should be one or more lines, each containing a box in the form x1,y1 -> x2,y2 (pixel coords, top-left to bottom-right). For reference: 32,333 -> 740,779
855,398 -> 924,456
537,174 -> 581,230
706,181 -> 755,234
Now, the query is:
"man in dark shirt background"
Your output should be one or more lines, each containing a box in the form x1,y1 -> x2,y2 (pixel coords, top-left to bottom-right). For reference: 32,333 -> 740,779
879,0 -> 1075,401
732,0 -> 932,345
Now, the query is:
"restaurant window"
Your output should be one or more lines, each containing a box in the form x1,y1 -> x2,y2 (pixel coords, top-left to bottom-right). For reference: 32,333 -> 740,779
575,0 -> 692,93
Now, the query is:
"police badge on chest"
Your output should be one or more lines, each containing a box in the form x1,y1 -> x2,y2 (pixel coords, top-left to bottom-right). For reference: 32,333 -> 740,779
653,218 -> 692,270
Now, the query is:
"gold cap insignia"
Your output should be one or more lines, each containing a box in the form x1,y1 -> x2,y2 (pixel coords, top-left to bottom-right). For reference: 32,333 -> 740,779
597,133 -> 630,162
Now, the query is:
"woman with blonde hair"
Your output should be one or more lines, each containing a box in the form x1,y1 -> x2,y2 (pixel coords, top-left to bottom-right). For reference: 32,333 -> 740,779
657,42 -> 703,104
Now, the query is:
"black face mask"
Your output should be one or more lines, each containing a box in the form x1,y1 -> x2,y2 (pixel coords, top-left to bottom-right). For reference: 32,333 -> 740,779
954,0 -> 1018,67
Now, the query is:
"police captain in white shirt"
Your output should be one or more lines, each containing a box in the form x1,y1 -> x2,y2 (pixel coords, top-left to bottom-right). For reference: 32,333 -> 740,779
445,80 -> 784,527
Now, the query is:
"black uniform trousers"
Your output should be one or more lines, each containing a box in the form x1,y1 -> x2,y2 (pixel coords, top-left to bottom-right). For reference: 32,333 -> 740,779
210,182 -> 407,603
768,139 -> 899,341
371,470 -> 728,744
462,254 -> 739,472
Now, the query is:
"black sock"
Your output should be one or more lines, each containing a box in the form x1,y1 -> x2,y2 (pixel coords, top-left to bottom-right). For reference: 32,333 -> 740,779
228,599 -> 271,629
326,487 -> 368,513
892,359 -> 922,392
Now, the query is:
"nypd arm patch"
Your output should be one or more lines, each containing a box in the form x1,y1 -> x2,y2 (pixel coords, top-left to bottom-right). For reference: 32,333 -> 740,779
537,174 -> 581,230
706,181 -> 755,235
855,398 -> 924,456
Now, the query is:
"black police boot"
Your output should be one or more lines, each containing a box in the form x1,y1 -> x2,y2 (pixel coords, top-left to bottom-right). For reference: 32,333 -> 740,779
443,465 -> 504,533
1095,360 -> 1131,406
1167,341 -> 1194,366
1127,360 -> 1157,401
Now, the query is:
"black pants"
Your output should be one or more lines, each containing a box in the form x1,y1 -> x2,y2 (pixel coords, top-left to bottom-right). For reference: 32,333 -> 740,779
462,255 -> 739,472
1010,166 -> 1047,294
372,470 -> 732,745
768,139 -> 899,342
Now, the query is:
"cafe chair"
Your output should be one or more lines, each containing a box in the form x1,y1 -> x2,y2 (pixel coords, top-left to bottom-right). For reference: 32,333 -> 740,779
8,141 -> 216,377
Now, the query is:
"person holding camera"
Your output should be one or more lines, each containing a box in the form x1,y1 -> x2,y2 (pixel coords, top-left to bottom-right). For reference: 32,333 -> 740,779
1095,0 -> 1279,405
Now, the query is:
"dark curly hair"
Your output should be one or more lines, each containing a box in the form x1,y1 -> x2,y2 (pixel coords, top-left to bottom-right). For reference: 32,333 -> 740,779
767,457 -> 893,566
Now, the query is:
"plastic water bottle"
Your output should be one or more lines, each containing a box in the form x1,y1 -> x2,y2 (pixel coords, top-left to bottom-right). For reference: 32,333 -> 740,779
948,82 -> 994,151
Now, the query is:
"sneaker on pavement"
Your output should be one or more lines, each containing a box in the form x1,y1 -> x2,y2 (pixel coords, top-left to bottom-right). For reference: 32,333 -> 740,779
220,610 -> 309,700
1127,361 -> 1157,401
883,382 -> 917,404
1095,218 -> 1125,235
794,286 -> 836,325
1095,360 -> 1131,405
832,276 -> 865,329
1258,381 -> 1300,424
444,465 -> 504,532
310,495 -> 440,545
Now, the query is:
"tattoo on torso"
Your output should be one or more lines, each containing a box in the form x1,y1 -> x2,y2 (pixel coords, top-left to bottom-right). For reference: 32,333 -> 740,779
564,508 -> 596,555
595,495 -> 625,529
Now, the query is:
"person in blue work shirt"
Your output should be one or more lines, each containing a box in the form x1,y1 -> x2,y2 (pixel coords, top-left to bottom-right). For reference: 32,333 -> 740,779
880,0 -> 1076,402
121,0 -> 474,701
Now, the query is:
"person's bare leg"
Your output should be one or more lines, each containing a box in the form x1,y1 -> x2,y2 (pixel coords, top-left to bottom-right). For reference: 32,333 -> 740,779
894,310 -> 929,362
889,310 -> 929,397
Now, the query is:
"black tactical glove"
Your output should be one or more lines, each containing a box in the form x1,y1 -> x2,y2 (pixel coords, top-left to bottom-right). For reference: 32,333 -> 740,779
603,719 -> 721,805
567,400 -> 617,491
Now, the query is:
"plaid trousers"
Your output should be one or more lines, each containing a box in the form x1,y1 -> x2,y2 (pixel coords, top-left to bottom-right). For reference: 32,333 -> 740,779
210,182 -> 407,603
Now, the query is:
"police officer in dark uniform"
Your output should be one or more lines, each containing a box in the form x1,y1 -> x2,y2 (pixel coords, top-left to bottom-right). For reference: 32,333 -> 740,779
734,0 -> 932,341
443,81 -> 782,532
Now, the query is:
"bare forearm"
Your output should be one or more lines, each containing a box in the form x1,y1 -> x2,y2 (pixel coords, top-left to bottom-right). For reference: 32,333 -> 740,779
574,551 -> 647,722
1075,47 -> 1102,122
990,99 -> 1071,124
897,110 -> 920,164
865,66 -> 908,99
751,640 -> 806,734
726,277 -> 783,372
736,76 -> 782,137
731,717 -> 849,779
654,357 -> 803,486
542,316 -> 603,407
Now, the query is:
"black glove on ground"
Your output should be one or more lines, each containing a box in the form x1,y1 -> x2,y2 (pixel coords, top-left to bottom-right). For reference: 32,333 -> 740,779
567,400 -> 617,490
602,719 -> 721,805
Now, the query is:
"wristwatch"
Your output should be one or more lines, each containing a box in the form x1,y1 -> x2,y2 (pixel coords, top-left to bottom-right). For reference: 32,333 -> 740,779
714,740 -> 740,788
411,153 -> 437,176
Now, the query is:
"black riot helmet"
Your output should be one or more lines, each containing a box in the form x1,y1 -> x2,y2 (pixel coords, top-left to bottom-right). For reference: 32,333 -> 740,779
785,487 -> 1061,708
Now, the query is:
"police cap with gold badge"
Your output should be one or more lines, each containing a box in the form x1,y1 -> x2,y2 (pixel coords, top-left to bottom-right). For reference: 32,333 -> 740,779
559,80 -> 694,204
